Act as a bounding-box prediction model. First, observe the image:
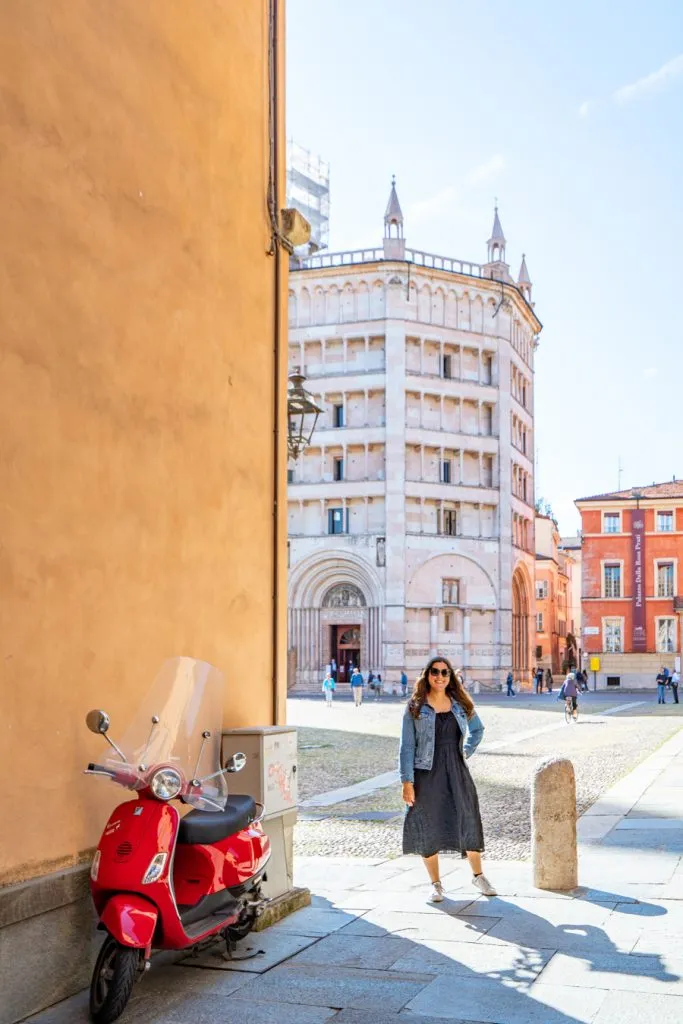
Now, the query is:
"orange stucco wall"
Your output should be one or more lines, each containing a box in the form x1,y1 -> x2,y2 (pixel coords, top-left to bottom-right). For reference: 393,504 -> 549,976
0,0 -> 288,886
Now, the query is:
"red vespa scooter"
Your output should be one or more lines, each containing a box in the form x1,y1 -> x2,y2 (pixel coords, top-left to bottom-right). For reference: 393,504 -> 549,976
84,657 -> 270,1024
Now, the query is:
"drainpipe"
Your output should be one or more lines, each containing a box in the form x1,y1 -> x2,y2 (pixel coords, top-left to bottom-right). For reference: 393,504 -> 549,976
268,0 -> 282,725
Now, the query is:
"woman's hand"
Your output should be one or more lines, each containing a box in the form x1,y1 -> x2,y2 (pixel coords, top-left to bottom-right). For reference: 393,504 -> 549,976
402,782 -> 415,806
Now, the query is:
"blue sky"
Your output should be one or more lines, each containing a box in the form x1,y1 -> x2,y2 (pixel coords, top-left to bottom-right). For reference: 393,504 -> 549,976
286,0 -> 683,534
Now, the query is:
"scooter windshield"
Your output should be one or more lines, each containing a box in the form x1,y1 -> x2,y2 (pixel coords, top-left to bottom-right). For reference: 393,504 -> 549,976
103,657 -> 228,812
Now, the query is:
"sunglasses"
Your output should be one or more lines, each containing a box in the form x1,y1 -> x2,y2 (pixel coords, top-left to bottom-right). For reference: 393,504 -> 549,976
429,667 -> 450,678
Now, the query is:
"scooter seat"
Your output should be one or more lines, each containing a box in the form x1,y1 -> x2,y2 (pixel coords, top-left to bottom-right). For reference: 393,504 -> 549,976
178,795 -> 257,845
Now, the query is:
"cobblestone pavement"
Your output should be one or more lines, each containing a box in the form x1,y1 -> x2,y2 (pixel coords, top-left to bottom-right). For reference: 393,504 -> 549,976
290,694 -> 683,860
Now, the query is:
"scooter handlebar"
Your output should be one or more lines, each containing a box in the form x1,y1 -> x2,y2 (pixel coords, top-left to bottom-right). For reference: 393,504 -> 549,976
84,763 -> 139,788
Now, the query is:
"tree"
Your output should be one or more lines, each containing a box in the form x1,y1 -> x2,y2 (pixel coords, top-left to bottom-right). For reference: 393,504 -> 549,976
535,497 -> 558,528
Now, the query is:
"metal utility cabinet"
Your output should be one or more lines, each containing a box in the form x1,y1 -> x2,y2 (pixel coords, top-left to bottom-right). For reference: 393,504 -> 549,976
221,726 -> 298,900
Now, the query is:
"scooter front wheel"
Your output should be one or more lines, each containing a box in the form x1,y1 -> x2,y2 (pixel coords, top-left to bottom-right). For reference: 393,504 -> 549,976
90,935 -> 140,1024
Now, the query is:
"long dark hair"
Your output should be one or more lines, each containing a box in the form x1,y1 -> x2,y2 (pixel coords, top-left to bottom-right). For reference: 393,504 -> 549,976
408,655 -> 475,720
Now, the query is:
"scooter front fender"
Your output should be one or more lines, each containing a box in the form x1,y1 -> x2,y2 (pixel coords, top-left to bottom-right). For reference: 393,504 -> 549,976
101,894 -> 158,948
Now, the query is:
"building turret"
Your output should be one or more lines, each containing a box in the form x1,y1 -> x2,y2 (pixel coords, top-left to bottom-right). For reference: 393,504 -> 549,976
517,253 -> 532,301
383,176 -> 405,260
483,204 -> 511,282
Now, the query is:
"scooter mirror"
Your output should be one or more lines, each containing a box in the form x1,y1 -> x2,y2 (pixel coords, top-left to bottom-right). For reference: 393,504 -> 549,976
225,752 -> 247,773
86,709 -> 110,735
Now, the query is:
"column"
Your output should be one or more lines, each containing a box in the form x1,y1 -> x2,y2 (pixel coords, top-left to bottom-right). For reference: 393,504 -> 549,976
430,608 -> 439,656
364,336 -> 369,365
420,339 -> 425,375
342,391 -> 348,426
463,610 -> 472,674
458,345 -> 463,379
320,499 -> 325,534
420,445 -> 425,481
384,318 -> 408,679
439,341 -> 444,376
320,446 -> 326,482
478,452 -> 483,487
364,443 -> 369,479
364,389 -> 369,425
477,401 -> 483,436
459,449 -> 464,485
419,392 -> 424,428
299,340 -> 304,371
364,496 -> 369,532
322,339 -> 326,370
440,394 -> 445,431
439,446 -> 444,483
420,496 -> 425,534
343,337 -> 348,369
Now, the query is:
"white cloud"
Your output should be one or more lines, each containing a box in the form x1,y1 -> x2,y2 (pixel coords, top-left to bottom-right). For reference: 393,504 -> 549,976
407,185 -> 460,225
468,154 -> 505,185
578,100 -> 592,118
614,53 -> 683,103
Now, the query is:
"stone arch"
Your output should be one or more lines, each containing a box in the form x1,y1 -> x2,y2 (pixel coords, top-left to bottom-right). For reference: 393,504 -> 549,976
288,290 -> 297,328
327,286 -> 340,323
289,549 -> 384,609
446,289 -> 458,327
313,287 -> 325,324
418,284 -> 431,323
323,582 -> 366,608
459,290 -> 471,330
512,562 -> 531,678
357,280 -> 370,320
341,283 -> 355,322
472,295 -> 484,333
299,287 -> 311,326
408,552 -> 498,608
371,280 -> 385,318
432,287 -> 445,326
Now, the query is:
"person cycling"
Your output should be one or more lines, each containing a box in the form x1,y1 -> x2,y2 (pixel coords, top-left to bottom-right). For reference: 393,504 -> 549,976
562,672 -> 579,720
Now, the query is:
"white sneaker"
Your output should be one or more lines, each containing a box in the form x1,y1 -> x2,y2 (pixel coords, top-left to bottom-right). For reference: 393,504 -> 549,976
473,874 -> 497,896
429,881 -> 445,903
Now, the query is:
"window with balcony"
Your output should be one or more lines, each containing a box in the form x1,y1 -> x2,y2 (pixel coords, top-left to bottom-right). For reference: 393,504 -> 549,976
604,618 -> 623,653
657,617 -> 676,653
333,404 -> 344,428
536,581 -> 548,600
482,354 -> 493,385
603,513 -> 620,534
536,612 -> 544,631
442,578 -> 460,604
444,611 -> 455,632
657,511 -> 674,533
603,563 -> 622,598
483,456 -> 493,488
442,354 -> 453,379
440,460 -> 451,484
482,405 -> 493,436
334,457 -> 344,482
328,507 -> 346,534
657,561 -> 675,598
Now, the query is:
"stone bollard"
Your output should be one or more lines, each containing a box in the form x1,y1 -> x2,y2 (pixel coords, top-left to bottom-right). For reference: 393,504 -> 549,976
531,756 -> 578,890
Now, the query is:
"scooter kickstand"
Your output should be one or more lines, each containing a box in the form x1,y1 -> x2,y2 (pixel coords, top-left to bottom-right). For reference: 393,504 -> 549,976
220,934 -> 265,963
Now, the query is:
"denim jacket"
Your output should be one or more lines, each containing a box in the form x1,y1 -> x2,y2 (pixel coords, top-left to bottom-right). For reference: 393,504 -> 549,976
399,700 -> 484,783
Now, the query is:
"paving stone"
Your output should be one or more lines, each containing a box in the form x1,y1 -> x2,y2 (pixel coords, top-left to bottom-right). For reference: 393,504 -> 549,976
462,895 -> 616,922
236,963 -> 435,1012
136,995 -> 337,1024
177,929 -> 319,973
593,990 -> 683,1023
288,933 -> 414,970
268,906 -> 362,936
340,911 -> 499,943
601,829 -> 683,851
390,938 -> 553,980
311,890 -> 381,911
333,1011 -> 479,1024
406,975 -> 607,1022
536,950 -> 683,994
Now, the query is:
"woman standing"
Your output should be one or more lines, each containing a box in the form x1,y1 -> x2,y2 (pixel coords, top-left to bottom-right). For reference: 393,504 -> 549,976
399,656 -> 496,902
322,671 -> 335,707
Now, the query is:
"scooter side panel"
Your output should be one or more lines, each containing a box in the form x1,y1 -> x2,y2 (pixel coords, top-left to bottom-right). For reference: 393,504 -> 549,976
221,823 -> 271,889
100,894 -> 158,948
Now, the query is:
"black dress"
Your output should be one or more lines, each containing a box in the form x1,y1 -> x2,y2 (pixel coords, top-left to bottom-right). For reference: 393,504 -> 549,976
403,710 -> 485,859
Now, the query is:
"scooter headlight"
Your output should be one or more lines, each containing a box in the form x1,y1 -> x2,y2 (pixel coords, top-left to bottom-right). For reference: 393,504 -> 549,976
142,852 -> 168,885
90,849 -> 101,882
150,767 -> 183,801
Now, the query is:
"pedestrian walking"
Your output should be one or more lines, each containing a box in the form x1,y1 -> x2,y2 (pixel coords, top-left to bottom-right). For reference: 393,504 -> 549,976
535,667 -> 543,694
545,668 -> 553,693
351,666 -> 364,706
671,669 -> 680,705
322,672 -> 335,707
505,671 -> 515,696
401,670 -> 409,699
656,668 -> 667,705
375,672 -> 383,700
331,657 -> 337,682
399,655 -> 496,903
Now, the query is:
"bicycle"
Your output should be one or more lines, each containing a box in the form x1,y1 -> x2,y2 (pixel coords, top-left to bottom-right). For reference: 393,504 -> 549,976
564,695 -> 578,724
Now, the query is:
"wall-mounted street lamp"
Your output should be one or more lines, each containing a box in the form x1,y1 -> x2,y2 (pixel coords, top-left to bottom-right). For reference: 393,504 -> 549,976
287,368 -> 321,461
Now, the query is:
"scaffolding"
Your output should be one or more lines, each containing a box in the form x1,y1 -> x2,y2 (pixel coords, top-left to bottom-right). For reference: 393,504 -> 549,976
286,140 -> 330,253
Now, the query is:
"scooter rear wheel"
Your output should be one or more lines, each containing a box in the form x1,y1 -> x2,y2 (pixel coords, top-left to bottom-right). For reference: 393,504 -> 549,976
90,935 -> 140,1024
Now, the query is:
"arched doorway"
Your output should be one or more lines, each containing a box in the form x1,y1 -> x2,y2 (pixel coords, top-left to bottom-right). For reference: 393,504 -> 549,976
512,568 -> 530,679
323,583 -> 365,684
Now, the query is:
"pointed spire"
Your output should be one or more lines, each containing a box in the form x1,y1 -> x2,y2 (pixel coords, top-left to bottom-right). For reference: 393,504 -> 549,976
384,175 -> 403,229
517,253 -> 532,302
518,253 -> 531,284
383,175 -> 405,259
488,203 -> 506,245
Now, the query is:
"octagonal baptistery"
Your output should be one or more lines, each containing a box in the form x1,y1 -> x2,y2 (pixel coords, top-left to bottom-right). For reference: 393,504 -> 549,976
287,180 -> 542,692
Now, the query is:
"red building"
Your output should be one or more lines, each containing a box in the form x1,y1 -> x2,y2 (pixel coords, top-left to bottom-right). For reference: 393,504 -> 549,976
575,481 -> 682,689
